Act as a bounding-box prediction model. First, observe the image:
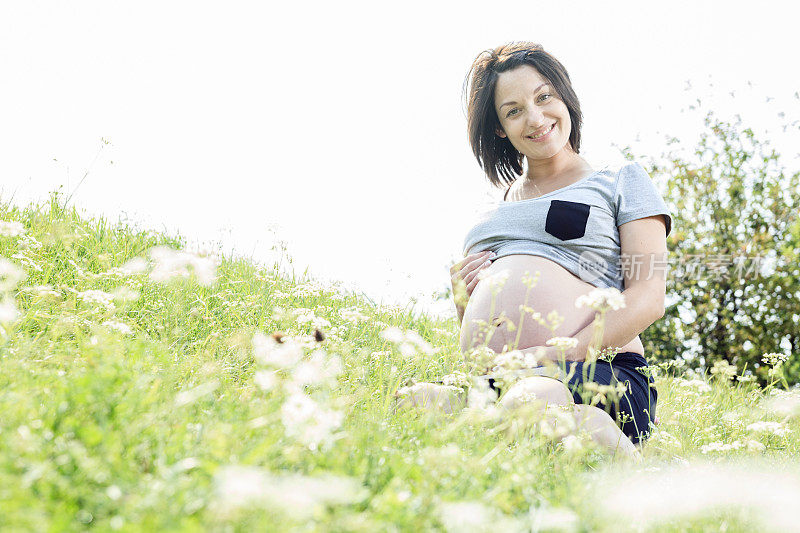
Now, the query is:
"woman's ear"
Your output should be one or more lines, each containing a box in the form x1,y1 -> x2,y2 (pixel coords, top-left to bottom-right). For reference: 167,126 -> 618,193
495,127 -> 507,139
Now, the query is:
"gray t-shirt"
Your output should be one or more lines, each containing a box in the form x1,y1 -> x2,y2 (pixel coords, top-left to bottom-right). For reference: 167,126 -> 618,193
462,162 -> 673,291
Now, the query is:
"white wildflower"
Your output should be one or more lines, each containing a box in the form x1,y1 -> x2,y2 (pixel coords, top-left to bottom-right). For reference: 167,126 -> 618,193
77,289 -> 116,312
476,268 -> 510,290
293,308 -> 331,330
380,326 -> 434,358
0,299 -> 21,324
148,246 -> 218,286
0,221 -> 25,237
491,349 -> 543,373
710,360 -> 737,381
529,506 -> 579,533
120,257 -> 149,274
101,319 -> 133,336
380,326 -> 405,343
369,350 -> 391,361
111,286 -> 140,303
97,266 -> 142,279
18,234 -> 42,249
561,434 -> 584,453
254,370 -> 278,391
746,421 -> 789,437
539,405 -> 578,440
592,462 -> 800,532
720,411 -> 743,426
0,258 -> 26,292
175,380 -> 219,407
761,390 -> 800,418
745,439 -> 766,453
575,287 -> 625,311
212,466 -> 364,519
442,371 -> 470,389
676,378 -> 712,393
762,352 -> 789,366
546,336 -> 579,349
252,332 -> 303,369
700,440 -> 743,454
280,390 -> 344,450
648,430 -> 681,449
11,253 -> 42,273
106,485 -> 122,501
338,306 -> 369,324
438,501 -> 494,533
290,349 -> 342,388
24,285 -> 61,300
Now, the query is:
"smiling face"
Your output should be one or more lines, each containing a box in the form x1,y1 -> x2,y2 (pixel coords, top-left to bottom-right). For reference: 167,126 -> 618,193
493,64 -> 574,160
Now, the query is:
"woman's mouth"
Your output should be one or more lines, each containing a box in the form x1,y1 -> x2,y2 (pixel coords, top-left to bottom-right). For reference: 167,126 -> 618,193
527,122 -> 556,142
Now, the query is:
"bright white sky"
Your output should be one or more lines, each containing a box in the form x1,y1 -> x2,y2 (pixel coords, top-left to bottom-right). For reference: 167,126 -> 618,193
2,1 -> 799,319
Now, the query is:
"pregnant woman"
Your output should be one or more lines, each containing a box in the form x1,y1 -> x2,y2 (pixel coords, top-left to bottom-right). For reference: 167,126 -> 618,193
396,42 -> 672,458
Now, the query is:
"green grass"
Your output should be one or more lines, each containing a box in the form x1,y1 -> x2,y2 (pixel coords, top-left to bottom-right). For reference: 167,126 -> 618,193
1,192 -> 798,532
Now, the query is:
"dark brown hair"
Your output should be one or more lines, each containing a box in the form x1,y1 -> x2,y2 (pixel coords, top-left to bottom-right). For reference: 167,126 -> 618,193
462,42 -> 584,188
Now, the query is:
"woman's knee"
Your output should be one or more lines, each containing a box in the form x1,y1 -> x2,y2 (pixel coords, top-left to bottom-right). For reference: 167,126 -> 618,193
393,382 -> 466,415
498,376 -> 574,410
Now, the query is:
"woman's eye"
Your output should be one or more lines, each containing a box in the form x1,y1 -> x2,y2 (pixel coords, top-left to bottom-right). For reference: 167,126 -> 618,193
506,95 -> 551,117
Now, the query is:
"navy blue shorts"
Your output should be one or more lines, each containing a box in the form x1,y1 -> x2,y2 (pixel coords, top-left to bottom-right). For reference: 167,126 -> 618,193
489,352 -> 657,444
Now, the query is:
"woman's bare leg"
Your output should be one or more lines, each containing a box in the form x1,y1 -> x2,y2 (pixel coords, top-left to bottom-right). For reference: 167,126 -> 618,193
497,376 -> 641,460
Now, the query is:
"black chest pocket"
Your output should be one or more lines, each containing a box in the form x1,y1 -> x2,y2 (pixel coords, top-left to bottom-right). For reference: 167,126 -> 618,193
545,200 -> 590,241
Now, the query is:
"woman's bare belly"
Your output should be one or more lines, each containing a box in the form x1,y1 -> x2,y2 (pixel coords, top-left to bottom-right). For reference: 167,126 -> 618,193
459,255 -> 644,357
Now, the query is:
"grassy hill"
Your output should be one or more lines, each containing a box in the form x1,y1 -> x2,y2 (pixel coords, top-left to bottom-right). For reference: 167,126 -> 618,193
1,192 -> 799,532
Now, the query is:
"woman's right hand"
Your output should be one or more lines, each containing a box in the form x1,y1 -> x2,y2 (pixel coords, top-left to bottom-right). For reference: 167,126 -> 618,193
450,251 -> 496,310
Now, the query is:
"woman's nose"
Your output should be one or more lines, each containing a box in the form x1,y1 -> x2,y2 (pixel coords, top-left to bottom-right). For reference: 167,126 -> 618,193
524,107 -> 546,128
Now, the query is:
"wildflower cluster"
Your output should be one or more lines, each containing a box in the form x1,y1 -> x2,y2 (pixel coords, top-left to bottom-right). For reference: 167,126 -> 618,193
0,251 -> 27,327
710,359 -> 738,381
380,326 -> 435,358
147,245 -> 219,286
575,287 -> 626,312
761,352 -> 789,366
251,332 -> 344,451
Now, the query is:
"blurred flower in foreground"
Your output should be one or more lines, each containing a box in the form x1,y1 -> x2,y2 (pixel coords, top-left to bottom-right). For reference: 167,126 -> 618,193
0,298 -> 21,324
252,332 -> 303,369
575,287 -> 625,312
761,389 -> 800,418
546,337 -> 579,350
23,285 -> 61,302
148,246 -> 219,286
438,500 -> 526,533
710,360 -> 737,381
590,461 -> 800,532
280,390 -> 344,451
0,221 -> 25,237
529,505 -> 579,533
0,258 -> 26,292
174,380 -> 219,407
212,466 -> 365,520
380,326 -> 434,358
